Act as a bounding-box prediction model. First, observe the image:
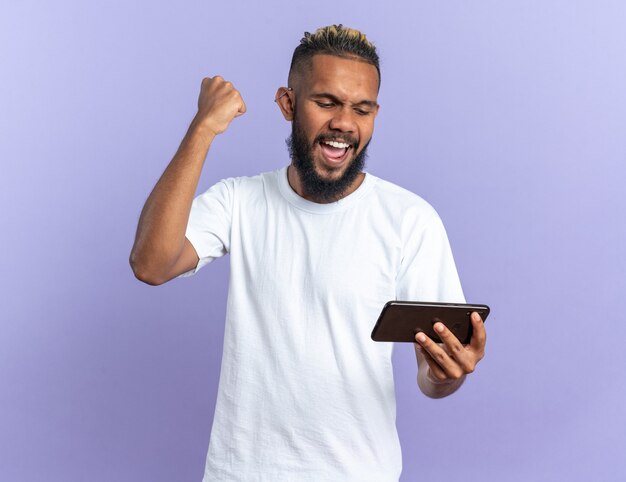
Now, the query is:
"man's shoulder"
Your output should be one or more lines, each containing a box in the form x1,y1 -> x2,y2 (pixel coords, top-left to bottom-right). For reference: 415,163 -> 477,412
367,173 -> 439,218
206,167 -> 283,194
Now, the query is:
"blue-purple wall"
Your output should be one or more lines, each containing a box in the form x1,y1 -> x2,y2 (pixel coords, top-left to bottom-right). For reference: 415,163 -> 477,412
2,1 -> 625,481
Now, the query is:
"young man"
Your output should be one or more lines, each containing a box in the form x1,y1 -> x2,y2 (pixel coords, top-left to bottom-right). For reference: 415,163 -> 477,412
131,25 -> 486,482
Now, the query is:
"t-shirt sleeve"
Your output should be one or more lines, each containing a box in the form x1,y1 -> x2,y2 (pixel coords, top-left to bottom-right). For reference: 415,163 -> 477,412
395,209 -> 465,303
178,179 -> 234,277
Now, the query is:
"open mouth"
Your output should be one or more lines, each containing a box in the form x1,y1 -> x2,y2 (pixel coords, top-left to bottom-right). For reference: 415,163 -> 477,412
318,139 -> 353,166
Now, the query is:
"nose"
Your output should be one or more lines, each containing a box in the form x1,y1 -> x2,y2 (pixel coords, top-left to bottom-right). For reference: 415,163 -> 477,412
328,106 -> 357,133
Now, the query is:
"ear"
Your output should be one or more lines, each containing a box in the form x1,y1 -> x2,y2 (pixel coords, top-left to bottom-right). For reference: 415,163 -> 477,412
275,87 -> 294,121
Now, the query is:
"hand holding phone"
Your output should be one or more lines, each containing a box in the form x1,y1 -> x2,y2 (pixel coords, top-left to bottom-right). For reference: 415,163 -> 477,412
371,301 -> 490,344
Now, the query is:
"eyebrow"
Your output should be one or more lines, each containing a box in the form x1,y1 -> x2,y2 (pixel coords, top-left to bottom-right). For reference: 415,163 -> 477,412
310,92 -> 378,109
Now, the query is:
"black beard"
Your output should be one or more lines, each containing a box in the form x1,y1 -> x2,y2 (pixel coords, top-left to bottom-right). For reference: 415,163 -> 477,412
286,120 -> 369,203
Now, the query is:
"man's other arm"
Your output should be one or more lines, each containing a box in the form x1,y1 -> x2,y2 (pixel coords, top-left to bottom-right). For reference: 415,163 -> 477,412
129,77 -> 246,285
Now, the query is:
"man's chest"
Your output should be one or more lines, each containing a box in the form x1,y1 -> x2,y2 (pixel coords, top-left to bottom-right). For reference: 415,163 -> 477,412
231,203 -> 402,309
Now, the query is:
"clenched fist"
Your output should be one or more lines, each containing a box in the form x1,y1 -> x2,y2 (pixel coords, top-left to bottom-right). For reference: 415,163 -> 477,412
195,76 -> 246,137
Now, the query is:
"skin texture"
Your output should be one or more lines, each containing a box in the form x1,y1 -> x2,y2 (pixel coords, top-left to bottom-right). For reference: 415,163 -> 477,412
130,54 -> 487,397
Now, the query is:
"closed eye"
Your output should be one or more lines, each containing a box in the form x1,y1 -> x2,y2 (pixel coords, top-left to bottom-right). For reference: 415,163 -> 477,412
316,101 -> 335,109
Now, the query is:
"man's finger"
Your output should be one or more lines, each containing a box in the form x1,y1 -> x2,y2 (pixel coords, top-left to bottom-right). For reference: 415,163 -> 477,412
469,312 -> 487,353
415,332 -> 464,379
433,321 -> 478,373
416,345 -> 447,381
433,322 -> 464,359
236,98 -> 247,116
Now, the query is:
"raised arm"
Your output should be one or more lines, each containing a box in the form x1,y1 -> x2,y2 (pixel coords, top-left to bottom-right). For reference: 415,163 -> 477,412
129,77 -> 246,285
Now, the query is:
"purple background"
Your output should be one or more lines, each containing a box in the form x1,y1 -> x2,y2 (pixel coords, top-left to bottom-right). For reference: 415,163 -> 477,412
2,1 -> 625,481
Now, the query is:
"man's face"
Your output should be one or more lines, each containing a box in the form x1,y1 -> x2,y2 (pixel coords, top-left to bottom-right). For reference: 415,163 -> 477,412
286,54 -> 380,202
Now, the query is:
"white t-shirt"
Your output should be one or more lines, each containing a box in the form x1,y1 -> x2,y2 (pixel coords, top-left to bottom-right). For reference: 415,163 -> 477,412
183,166 -> 465,482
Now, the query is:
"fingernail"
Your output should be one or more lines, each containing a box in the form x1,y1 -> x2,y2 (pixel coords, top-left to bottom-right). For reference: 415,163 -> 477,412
472,312 -> 481,322
416,333 -> 426,343
434,323 -> 444,333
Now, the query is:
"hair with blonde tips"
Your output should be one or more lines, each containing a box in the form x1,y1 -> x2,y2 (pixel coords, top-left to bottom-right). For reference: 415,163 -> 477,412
288,24 -> 381,88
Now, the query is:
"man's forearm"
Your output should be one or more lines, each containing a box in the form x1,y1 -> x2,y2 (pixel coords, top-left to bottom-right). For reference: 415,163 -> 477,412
129,118 -> 215,283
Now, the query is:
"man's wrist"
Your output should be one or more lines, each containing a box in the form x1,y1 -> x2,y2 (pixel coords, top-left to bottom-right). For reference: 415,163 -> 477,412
189,115 -> 218,141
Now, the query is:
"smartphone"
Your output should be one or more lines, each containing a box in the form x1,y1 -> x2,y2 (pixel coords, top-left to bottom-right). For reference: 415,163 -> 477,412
370,301 -> 490,344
